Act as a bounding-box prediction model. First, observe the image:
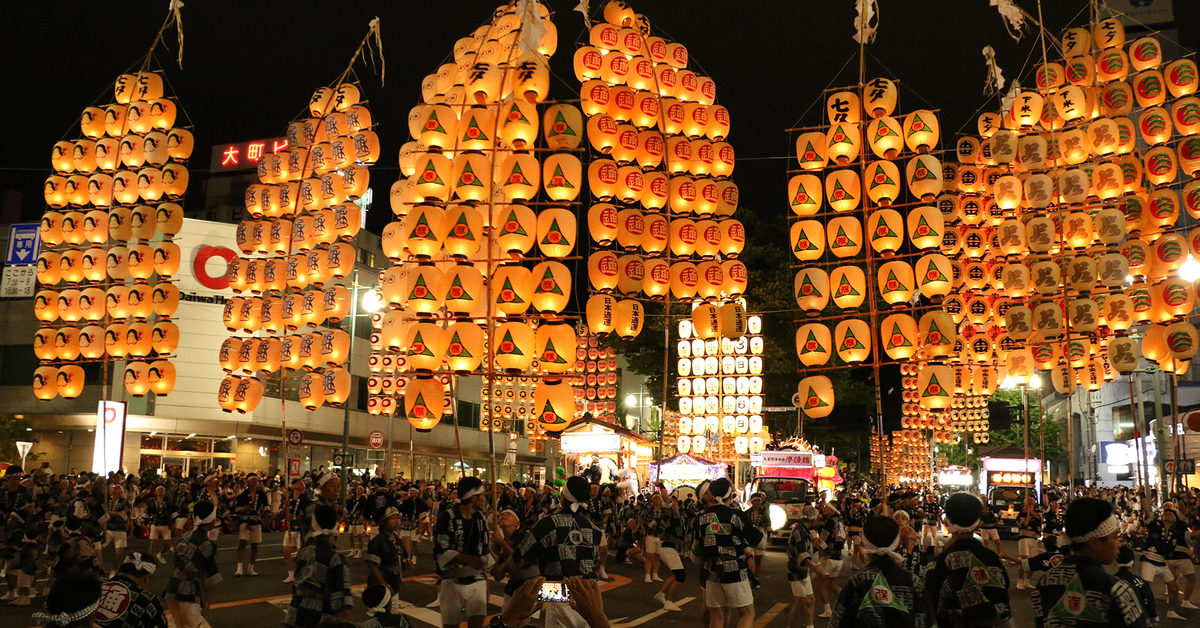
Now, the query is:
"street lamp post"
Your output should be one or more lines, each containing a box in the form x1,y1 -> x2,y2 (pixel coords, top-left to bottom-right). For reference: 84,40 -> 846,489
338,271 -> 381,504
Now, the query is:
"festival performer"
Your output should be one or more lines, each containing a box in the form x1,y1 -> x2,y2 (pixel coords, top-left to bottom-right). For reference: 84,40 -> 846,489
233,472 -> 268,577
94,552 -> 169,628
924,493 -> 1012,628
433,477 -> 493,628
787,506 -> 826,628
162,501 -> 221,628
694,477 -> 763,628
827,515 -> 937,628
285,504 -> 353,628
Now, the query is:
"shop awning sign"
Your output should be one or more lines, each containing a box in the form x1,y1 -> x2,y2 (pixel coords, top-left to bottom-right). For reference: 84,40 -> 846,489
560,432 -> 620,453
758,451 -> 813,468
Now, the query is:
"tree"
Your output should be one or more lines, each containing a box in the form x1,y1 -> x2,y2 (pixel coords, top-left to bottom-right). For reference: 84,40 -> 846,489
0,416 -> 38,466
936,389 -> 1067,471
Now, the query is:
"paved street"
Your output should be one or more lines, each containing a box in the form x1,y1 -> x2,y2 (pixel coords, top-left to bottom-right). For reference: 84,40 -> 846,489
2,533 -> 1198,628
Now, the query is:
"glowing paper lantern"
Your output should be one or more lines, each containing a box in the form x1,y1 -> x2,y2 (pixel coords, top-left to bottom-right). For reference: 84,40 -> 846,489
797,376 -> 834,418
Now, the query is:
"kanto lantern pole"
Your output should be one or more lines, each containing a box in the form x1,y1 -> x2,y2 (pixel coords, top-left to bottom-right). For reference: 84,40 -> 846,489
340,269 -> 360,505
1128,374 -> 1151,500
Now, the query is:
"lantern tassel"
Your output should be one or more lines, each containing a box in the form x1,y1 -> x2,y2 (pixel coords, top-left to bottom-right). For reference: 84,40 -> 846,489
852,0 -> 879,45
516,0 -> 548,57
367,17 -> 385,86
990,0 -> 1028,41
982,45 -> 1006,96
574,0 -> 590,27
168,0 -> 185,68
1001,80 -> 1021,118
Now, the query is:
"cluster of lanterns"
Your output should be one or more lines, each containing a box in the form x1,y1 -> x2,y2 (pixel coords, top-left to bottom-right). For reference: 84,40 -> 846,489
877,427 -> 941,485
790,78 -> 944,417
578,1 -> 748,340
563,333 -> 620,424
216,82 -> 376,414
940,17 -> 1200,420
899,357 -> 993,444
35,72 -> 189,400
373,1 -> 579,434
669,312 -> 769,461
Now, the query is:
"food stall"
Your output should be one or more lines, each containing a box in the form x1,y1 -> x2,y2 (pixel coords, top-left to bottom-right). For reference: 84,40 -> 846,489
558,416 -> 655,486
649,453 -> 727,493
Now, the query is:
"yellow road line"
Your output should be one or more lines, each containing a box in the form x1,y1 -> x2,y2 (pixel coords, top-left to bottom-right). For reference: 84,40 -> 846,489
752,602 -> 790,628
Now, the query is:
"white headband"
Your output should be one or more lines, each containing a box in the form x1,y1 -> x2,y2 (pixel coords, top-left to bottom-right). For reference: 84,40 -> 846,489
195,509 -> 216,525
123,552 -> 158,576
308,512 -> 337,537
459,485 -> 485,502
33,599 -> 100,626
860,536 -> 903,564
368,588 -> 391,616
1069,514 -> 1120,544
946,518 -> 981,534
317,473 -> 337,487
562,489 -> 588,513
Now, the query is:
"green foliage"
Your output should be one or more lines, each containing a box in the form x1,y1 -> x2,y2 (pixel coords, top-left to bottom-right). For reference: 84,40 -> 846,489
0,416 -> 38,465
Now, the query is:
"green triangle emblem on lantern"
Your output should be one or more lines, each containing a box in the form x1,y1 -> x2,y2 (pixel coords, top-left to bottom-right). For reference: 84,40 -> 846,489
859,572 -> 908,612
536,267 -> 564,295
921,261 -> 949,285
457,161 -> 483,187
875,123 -> 900,139
448,331 -> 473,358
921,373 -> 948,398
836,274 -> 861,296
408,274 -> 435,301
498,330 -> 524,356
419,161 -> 444,187
448,275 -> 473,301
549,165 -> 575,189
869,165 -> 896,190
540,219 -> 568,246
548,111 -> 576,137
505,103 -> 531,126
409,392 -> 431,417
1047,574 -> 1106,622
803,386 -> 828,409
829,124 -> 854,145
508,161 -> 530,186
800,331 -> 826,355
871,221 -> 899,241
450,213 -> 476,241
928,319 -> 949,345
542,338 -> 568,364
833,226 -> 858,248
882,270 -> 907,294
886,323 -> 913,349
912,162 -> 938,181
502,210 -> 528,236
463,117 -> 490,142
831,179 -> 856,202
797,275 -> 823,298
794,228 -> 819,252
410,331 -> 435,357
906,113 -> 929,138
497,277 -> 525,304
791,182 -> 812,206
538,399 -> 567,425
424,111 -> 446,135
842,327 -> 866,350
915,215 -> 939,238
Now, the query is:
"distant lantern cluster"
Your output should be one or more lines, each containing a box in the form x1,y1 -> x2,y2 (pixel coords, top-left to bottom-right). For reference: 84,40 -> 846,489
943,18 -> 1200,412
216,83 -> 377,414
36,72 -> 191,400
376,2 -> 583,435
789,77 -> 945,422
670,313 -> 770,461
563,332 -> 620,424
576,1 -> 747,341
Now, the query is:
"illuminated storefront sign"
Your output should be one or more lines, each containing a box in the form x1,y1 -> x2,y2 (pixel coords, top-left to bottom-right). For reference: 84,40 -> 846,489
209,138 -> 288,171
560,432 -> 621,453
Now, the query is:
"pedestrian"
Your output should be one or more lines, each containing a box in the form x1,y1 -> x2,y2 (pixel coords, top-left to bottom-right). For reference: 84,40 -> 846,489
283,477 -> 312,584
695,477 -> 763,628
359,583 -> 412,628
365,506 -> 405,598
1031,497 -> 1146,628
33,571 -> 103,628
924,493 -> 1012,628
9,527 -> 39,606
514,476 -> 603,628
94,552 -> 168,628
1115,546 -> 1157,624
787,506 -> 826,628
285,504 -> 353,628
162,501 -> 221,628
1140,505 -> 1186,619
827,515 -> 937,628
233,472 -> 267,577
1016,496 -> 1044,590
814,502 -> 847,619
433,477 -> 493,628
145,487 -> 174,565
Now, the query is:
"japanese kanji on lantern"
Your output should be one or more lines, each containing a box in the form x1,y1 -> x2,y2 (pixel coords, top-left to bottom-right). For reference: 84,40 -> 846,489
35,5 -> 187,401
217,21 -> 383,414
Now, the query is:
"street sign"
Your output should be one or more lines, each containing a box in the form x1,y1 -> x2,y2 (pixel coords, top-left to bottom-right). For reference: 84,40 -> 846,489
287,429 -> 304,446
762,406 -> 797,412
5,223 -> 41,265
368,431 -> 385,449
15,441 -> 32,467
332,453 -> 354,467
1164,459 -> 1196,474
288,459 -> 300,476
1,266 -> 36,298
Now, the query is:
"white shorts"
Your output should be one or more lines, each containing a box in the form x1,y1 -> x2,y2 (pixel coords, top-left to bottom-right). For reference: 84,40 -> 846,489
979,528 -> 999,541
645,535 -> 662,553
544,601 -> 589,628
1018,537 -> 1040,557
705,579 -> 754,608
239,523 -> 263,543
283,531 -> 302,548
150,525 -> 173,541
174,517 -> 189,530
438,579 -> 488,624
819,557 -> 843,577
661,547 -> 684,571
169,600 -> 206,628
1168,559 -> 1196,577
790,578 -> 813,597
348,524 -> 365,535
408,528 -> 423,541
104,531 -> 128,549
1142,561 -> 1175,583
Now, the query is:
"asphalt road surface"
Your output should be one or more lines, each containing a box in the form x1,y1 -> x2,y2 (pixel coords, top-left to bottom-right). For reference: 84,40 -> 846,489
2,532 -> 1198,628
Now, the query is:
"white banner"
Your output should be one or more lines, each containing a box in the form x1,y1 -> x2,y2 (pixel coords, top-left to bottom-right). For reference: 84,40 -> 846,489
93,401 -> 127,475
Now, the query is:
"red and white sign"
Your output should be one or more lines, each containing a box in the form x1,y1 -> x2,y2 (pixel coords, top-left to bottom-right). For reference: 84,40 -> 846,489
368,431 -> 385,449
193,245 -> 236,290
759,451 -> 814,468
287,429 -> 304,446
288,459 -> 300,476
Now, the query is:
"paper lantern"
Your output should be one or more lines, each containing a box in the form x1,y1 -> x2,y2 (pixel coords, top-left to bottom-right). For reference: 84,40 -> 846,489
796,323 -> 832,366
867,208 -> 903,254
451,153 -> 491,202
494,204 -> 536,256
543,154 -> 581,202
794,268 -> 829,315
834,319 -> 871,364
830,266 -> 866,310
412,153 -> 452,202
669,262 -> 699,300
797,376 -> 834,418
916,365 -> 952,411
878,261 -> 914,307
916,254 -> 953,302
536,324 -> 576,374
825,122 -> 860,166
493,322 -> 535,372
907,154 -> 942,200
903,110 -> 940,153
795,132 -> 827,170
444,265 -> 484,317
642,258 -> 670,300
317,368 -> 350,408
613,300 -> 644,340
790,220 -> 825,261
865,161 -> 901,206
533,379 -> 574,433
586,294 -> 617,335
536,207 -> 576,258
879,313 -> 917,360
825,169 -> 860,212
403,265 -> 444,315
827,216 -> 863,258
691,303 -> 721,340
1165,321 -> 1199,361
32,366 -> 59,400
919,311 -> 955,357
588,251 -> 620,293
1165,59 -> 1199,98
123,361 -> 152,397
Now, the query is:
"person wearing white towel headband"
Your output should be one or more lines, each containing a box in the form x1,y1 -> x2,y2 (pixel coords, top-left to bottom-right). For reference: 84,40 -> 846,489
433,477 -> 493,628
924,493 -> 1011,628
34,571 -> 102,628
163,501 -> 221,628
93,551 -> 168,628
825,515 -> 936,628
1031,497 -> 1146,628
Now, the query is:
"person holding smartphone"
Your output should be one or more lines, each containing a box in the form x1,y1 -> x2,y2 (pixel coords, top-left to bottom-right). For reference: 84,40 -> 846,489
514,476 -> 603,628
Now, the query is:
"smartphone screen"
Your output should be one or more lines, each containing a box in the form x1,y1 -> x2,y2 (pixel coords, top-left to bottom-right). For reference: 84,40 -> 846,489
537,581 -> 570,603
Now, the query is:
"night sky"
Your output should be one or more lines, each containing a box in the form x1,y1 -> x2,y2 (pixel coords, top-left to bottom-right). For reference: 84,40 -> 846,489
5,0 -> 1195,234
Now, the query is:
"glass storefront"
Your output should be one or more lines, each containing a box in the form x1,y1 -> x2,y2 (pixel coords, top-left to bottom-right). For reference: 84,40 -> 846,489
139,434 -> 236,476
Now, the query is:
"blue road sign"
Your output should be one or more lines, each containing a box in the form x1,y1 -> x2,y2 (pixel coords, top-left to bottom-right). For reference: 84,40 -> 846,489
6,224 -> 41,266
